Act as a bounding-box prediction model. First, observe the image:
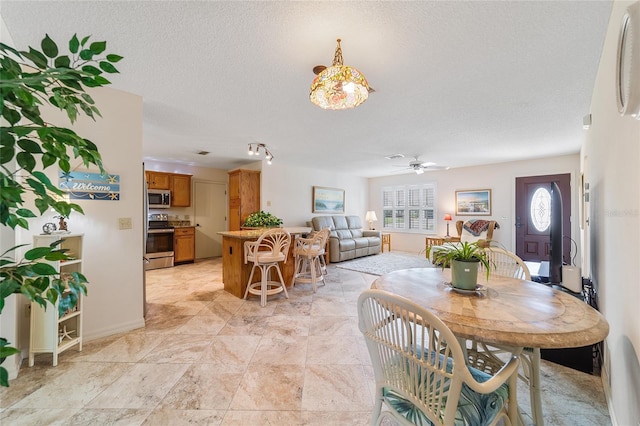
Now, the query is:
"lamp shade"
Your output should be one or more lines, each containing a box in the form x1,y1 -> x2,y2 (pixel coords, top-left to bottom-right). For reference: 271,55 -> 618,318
310,65 -> 369,110
444,214 -> 452,221
365,211 -> 378,222
310,39 -> 370,110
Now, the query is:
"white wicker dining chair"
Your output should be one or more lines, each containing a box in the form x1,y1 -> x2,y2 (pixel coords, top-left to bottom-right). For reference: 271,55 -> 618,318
291,228 -> 330,292
243,228 -> 291,307
472,248 -> 544,425
358,289 -> 521,426
481,247 -> 531,280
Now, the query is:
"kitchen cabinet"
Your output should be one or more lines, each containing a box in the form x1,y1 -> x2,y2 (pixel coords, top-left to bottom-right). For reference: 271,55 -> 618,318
228,169 -> 260,231
174,227 -> 195,263
29,234 -> 84,367
145,171 -> 192,207
170,174 -> 191,207
146,171 -> 170,189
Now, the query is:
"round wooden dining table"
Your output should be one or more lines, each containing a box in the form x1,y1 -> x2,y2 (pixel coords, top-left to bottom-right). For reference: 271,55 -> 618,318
371,268 -> 609,426
371,268 -> 609,349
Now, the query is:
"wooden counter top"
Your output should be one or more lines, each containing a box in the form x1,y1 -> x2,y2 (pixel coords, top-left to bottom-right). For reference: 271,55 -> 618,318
218,227 -> 311,240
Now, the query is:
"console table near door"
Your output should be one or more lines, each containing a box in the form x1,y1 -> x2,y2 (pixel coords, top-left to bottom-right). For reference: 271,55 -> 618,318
371,268 -> 609,425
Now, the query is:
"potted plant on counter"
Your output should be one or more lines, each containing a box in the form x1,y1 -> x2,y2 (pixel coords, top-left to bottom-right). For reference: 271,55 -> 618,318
242,211 -> 283,229
427,241 -> 492,290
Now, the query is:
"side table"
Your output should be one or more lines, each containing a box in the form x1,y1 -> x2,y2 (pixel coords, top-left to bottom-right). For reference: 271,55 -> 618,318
381,233 -> 391,252
425,236 -> 460,258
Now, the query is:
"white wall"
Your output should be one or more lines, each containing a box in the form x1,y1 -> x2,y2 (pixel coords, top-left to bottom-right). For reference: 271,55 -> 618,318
260,162 -> 369,226
15,87 -> 145,351
582,1 -> 640,424
368,155 -> 580,255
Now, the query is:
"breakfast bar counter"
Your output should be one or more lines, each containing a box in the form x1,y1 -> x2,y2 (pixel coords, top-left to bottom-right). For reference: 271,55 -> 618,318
218,227 -> 311,298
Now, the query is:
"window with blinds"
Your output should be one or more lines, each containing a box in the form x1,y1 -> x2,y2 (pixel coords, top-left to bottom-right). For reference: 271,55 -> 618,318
382,184 -> 437,232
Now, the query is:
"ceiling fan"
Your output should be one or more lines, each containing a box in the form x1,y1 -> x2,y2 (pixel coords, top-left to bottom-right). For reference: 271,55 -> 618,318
394,157 -> 450,174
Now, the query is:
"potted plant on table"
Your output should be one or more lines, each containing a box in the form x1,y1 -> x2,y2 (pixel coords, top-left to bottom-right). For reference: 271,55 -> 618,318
242,210 -> 283,229
427,241 -> 492,290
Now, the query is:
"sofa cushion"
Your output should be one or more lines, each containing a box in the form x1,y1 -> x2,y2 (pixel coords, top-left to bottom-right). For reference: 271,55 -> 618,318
346,215 -> 363,229
339,239 -> 356,251
333,216 -> 349,230
354,237 -> 370,249
312,216 -> 335,231
351,229 -> 363,238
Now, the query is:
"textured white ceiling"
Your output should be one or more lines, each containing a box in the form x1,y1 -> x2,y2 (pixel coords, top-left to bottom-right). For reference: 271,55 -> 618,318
1,1 -> 612,177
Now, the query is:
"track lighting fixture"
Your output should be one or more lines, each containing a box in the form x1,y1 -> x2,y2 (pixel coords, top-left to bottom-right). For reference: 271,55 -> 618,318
247,143 -> 274,165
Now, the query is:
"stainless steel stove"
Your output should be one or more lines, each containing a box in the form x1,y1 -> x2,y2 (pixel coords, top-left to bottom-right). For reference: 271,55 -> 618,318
145,213 -> 174,270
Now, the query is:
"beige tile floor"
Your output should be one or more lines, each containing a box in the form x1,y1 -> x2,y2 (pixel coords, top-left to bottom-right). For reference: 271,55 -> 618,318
0,258 -> 610,425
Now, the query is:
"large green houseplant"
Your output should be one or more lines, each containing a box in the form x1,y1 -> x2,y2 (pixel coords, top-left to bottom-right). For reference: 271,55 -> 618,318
428,241 -> 492,290
0,34 -> 121,386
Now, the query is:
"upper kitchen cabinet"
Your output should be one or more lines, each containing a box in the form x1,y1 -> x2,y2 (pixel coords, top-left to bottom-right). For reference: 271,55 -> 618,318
146,171 -> 170,189
228,169 -> 260,231
145,171 -> 192,207
170,174 -> 191,207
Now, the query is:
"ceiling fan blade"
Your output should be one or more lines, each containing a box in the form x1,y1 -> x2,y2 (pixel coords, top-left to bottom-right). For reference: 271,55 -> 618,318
423,165 -> 450,171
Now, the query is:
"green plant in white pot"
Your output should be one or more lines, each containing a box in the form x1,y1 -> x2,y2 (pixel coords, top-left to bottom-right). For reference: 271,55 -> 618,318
428,241 -> 492,290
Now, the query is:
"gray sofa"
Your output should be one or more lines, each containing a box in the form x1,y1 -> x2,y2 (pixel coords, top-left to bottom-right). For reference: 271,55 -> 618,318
311,215 -> 381,263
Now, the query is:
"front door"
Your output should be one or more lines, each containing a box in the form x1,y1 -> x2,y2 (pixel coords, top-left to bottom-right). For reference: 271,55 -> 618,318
515,174 -> 571,263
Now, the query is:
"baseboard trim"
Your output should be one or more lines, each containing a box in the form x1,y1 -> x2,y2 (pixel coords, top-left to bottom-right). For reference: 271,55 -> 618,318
83,318 -> 146,342
601,370 -> 618,425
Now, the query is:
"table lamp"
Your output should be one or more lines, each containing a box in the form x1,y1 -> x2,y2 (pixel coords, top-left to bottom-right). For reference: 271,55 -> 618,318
444,213 -> 452,237
365,211 -> 378,230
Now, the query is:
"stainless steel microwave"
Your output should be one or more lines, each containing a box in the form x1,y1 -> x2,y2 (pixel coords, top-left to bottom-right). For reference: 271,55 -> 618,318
148,189 -> 171,209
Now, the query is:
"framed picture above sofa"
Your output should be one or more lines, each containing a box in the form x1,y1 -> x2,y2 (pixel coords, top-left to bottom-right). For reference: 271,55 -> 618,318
312,186 -> 345,213
455,189 -> 492,216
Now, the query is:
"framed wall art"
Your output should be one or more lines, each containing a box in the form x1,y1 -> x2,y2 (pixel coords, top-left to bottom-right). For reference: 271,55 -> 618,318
455,189 -> 492,216
312,186 -> 345,213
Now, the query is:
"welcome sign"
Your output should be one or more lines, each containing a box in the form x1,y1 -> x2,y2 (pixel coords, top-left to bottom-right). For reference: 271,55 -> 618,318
58,171 -> 120,201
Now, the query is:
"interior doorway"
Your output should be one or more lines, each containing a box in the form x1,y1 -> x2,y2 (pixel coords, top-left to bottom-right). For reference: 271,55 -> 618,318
515,174 -> 571,264
194,181 -> 226,258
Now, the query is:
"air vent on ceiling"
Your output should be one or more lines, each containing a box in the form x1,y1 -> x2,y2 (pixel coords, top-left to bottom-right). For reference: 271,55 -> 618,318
197,151 -> 210,155
384,154 -> 405,160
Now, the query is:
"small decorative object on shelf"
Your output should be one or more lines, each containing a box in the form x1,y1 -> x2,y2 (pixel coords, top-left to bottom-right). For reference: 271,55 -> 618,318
42,222 -> 57,234
55,215 -> 68,232
58,326 -> 76,344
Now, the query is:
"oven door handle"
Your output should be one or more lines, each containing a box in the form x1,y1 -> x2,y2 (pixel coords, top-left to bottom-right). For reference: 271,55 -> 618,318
148,228 -> 175,234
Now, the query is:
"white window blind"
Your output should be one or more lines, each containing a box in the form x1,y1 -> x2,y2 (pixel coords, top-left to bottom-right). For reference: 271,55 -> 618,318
382,184 -> 437,232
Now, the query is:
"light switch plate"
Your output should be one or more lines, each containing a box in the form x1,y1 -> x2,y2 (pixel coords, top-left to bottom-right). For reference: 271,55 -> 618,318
118,217 -> 132,230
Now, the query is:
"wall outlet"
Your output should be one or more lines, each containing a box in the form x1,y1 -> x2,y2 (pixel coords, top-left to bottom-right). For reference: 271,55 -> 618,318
118,217 -> 132,230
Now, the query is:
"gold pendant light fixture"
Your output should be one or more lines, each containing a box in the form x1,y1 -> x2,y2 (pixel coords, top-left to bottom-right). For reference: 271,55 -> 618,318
309,39 -> 370,110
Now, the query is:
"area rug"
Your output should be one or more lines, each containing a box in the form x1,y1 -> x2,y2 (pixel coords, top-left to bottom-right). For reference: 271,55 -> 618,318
335,251 -> 433,276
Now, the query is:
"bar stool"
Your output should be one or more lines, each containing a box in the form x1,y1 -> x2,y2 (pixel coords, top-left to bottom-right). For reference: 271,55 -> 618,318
291,228 -> 330,292
243,228 -> 291,307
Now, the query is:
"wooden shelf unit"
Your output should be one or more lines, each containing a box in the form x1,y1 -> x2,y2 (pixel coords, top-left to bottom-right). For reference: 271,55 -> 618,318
29,233 -> 84,367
